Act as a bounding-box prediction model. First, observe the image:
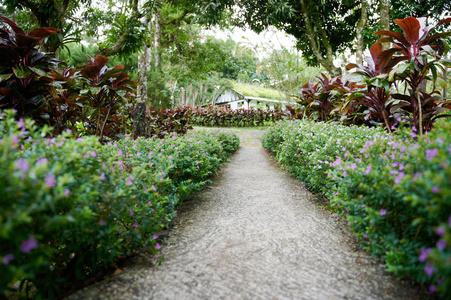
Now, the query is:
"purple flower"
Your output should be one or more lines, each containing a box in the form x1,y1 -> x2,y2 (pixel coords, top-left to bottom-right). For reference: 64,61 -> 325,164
343,171 -> 348,178
168,155 -> 173,159
363,234 -> 367,239
394,172 -> 405,184
380,209 -> 387,216
100,173 -> 106,180
118,150 -> 123,156
449,215 -> 451,227
15,158 -> 29,172
36,158 -> 48,165
419,248 -> 431,262
148,201 -> 152,206
424,262 -> 435,276
429,285 -> 436,294
45,173 -> 57,187
151,185 -> 156,191
64,189 -> 70,197
437,227 -> 445,236
12,134 -> 19,144
437,240 -> 446,250
361,204 -> 366,208
137,152 -> 141,156
20,235 -> 38,253
160,178 -> 163,182
17,118 -> 25,128
350,163 -> 357,170
431,186 -> 439,193
2,254 -> 15,265
133,222 -> 139,228
126,180 -> 132,186
91,151 -> 97,157
99,219 -> 105,226
364,165 -> 372,175
153,235 -> 158,239
155,243 -> 161,250
426,148 -> 439,161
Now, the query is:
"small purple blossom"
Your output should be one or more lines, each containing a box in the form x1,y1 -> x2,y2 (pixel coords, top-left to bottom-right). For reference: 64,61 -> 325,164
126,180 -> 132,186
429,285 -> 436,294
2,254 -> 14,265
364,165 -> 372,175
64,189 -> 70,197
437,227 -> 445,236
419,248 -> 431,262
153,235 -> 158,239
155,244 -> 161,250
363,234 -> 367,239
168,155 -> 173,159
425,262 -> 435,276
160,178 -> 163,182
99,219 -> 105,226
15,158 -> 29,172
431,186 -> 439,193
100,173 -> 106,180
45,173 -> 57,187
91,151 -> 97,157
12,134 -> 19,144
148,201 -> 152,206
426,148 -> 439,161
133,222 -> 139,228
36,158 -> 48,165
151,185 -> 156,191
437,240 -> 446,250
380,209 -> 387,216
394,172 -> 405,184
129,210 -> 134,216
17,118 -> 25,128
20,235 -> 38,253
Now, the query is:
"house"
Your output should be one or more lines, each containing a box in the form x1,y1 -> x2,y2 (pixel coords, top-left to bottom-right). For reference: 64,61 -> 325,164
211,89 -> 288,110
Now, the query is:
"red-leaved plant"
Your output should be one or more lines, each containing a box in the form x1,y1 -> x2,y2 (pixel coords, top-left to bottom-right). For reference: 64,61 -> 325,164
374,16 -> 451,134
0,16 -> 60,118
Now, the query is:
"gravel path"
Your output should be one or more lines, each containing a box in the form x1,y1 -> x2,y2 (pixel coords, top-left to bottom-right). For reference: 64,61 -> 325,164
67,129 -> 428,300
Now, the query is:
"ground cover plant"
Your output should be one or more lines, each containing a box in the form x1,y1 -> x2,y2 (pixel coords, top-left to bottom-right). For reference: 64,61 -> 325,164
0,110 -> 239,299
262,119 -> 451,298
185,105 -> 285,127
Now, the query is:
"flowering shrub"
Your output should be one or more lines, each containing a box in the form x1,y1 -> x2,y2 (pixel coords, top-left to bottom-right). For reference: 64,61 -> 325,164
262,120 -> 386,193
0,110 -> 239,298
186,105 -> 285,127
263,120 -> 451,298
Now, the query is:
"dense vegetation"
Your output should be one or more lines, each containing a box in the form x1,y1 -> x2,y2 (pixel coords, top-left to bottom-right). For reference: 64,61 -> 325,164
262,119 -> 451,298
1,0 -> 451,298
0,110 -> 239,298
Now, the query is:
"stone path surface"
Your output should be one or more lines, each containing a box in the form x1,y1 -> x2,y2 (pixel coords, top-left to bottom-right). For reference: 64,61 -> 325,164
67,129 -> 428,300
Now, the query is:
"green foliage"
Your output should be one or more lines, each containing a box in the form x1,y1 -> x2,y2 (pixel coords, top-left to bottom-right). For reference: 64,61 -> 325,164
0,109 -> 239,298
262,119 -> 451,298
186,105 -> 285,127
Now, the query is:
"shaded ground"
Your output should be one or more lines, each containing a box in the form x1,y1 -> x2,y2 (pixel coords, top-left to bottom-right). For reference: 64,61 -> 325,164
67,129 -> 428,300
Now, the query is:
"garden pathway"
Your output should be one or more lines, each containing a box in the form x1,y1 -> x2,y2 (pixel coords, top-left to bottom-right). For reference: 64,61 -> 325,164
67,129 -> 427,300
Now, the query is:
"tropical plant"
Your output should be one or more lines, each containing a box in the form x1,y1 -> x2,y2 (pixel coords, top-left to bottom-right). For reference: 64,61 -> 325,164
77,55 -> 136,141
345,42 -> 403,131
374,16 -> 451,135
0,16 -> 60,118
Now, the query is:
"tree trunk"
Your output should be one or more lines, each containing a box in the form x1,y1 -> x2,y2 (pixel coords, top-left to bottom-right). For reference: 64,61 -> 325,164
355,0 -> 368,65
154,0 -> 162,71
380,0 -> 390,50
299,0 -> 340,75
137,11 -> 153,104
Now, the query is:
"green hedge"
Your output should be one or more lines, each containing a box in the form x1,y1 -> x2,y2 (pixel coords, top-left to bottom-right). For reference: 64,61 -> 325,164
262,120 -> 451,298
0,110 -> 239,299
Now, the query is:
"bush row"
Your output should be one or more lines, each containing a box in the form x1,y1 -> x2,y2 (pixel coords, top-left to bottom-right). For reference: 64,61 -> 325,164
0,110 -> 239,299
262,120 -> 451,298
185,105 -> 285,127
